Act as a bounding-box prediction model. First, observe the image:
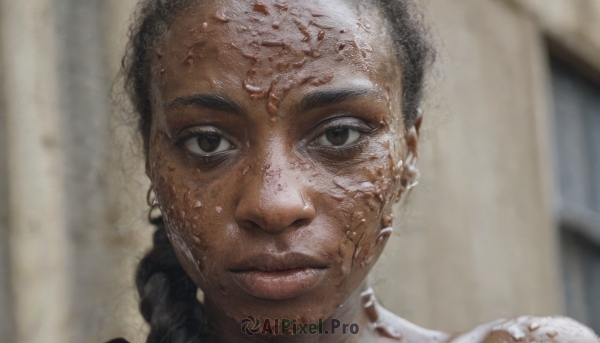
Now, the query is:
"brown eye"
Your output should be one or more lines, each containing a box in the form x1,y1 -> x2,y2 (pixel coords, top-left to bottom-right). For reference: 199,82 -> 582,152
199,135 -> 220,152
184,134 -> 232,156
316,128 -> 360,147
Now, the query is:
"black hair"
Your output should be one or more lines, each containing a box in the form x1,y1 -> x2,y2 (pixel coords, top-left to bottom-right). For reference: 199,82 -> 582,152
135,217 -> 209,343
122,1 -> 433,342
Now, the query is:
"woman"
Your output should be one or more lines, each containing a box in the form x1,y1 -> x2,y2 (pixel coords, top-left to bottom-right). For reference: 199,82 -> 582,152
110,0 -> 600,342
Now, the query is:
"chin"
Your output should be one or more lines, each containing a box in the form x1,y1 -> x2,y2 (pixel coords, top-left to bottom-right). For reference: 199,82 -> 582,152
217,288 -> 346,325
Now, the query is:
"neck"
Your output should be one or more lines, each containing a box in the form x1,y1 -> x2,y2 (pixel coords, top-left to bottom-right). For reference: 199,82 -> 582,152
205,281 -> 374,343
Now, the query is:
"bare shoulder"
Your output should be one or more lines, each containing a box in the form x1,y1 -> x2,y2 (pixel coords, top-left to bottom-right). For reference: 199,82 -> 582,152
451,316 -> 599,343
362,287 -> 598,343
361,288 -> 451,343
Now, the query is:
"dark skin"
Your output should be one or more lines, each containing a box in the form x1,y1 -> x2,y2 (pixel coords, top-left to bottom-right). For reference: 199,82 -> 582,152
145,0 -> 600,342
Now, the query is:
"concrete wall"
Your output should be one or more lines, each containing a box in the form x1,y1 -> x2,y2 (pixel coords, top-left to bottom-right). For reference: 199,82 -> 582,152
1,0 -> 599,342
373,0 -> 560,331
0,0 -> 13,339
2,0 -> 70,342
516,0 -> 600,76
0,0 -> 147,342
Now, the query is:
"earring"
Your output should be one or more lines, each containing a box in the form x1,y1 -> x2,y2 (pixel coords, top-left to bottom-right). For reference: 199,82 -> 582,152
147,186 -> 161,222
404,165 -> 420,190
399,153 -> 420,192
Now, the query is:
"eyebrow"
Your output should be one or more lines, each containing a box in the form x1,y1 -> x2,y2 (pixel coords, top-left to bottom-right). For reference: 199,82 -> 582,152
296,87 -> 379,113
163,87 -> 378,115
164,93 -> 244,116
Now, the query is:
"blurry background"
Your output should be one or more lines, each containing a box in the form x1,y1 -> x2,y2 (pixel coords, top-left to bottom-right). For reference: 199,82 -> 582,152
1,0 -> 599,342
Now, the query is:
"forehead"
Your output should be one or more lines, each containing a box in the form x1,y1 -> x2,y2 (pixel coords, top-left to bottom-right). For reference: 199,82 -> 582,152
155,0 -> 400,113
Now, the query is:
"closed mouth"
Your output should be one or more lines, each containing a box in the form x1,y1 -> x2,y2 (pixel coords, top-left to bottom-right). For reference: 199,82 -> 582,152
228,252 -> 329,300
230,267 -> 328,300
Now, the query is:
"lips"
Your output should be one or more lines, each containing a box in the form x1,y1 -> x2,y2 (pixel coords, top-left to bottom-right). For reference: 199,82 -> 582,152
228,252 -> 329,300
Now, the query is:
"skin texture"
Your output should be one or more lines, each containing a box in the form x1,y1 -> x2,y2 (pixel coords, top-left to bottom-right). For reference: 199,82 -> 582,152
143,0 -> 600,342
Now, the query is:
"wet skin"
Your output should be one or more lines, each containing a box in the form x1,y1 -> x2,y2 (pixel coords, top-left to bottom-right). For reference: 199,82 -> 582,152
145,0 -> 600,342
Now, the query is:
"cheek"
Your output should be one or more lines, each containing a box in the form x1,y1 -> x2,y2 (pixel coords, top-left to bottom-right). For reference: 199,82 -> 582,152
312,140 -> 401,275
155,171 -> 242,292
148,138 -> 237,282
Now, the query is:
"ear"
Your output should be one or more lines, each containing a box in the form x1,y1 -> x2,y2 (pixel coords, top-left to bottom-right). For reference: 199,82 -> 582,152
396,109 -> 423,200
406,109 -> 423,158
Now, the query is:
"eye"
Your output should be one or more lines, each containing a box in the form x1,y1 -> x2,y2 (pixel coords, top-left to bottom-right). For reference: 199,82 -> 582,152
184,133 -> 232,156
316,128 -> 361,147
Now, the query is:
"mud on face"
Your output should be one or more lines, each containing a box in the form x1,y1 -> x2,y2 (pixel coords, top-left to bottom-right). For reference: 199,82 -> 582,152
147,0 -> 410,326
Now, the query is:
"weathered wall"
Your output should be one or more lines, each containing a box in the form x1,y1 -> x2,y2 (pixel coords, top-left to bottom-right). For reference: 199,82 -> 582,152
0,0 -> 14,339
1,0 -> 599,342
373,0 -> 600,332
1,0 -> 71,342
373,0 -> 561,331
516,0 -> 600,76
101,0 -> 152,340
0,0 -> 147,341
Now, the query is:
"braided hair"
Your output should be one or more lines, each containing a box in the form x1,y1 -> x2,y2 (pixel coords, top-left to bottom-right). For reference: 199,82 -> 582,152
135,217 -> 208,343
119,0 -> 434,342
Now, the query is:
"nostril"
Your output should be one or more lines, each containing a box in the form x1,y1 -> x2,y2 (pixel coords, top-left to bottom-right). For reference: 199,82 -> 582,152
234,171 -> 315,234
291,218 -> 308,229
241,219 -> 261,231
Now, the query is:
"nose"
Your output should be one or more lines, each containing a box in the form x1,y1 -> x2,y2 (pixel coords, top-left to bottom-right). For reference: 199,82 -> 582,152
235,153 -> 315,234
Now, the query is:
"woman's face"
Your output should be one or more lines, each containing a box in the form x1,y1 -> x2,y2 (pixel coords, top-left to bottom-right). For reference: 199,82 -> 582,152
148,0 -> 410,324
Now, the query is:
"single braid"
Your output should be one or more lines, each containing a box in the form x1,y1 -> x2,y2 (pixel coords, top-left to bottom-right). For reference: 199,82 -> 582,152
135,217 -> 208,343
